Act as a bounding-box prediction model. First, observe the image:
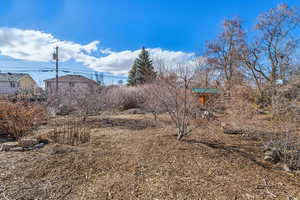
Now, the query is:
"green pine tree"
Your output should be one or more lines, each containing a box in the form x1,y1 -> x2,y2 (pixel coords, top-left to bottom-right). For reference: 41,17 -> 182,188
127,47 -> 156,86
127,61 -> 138,86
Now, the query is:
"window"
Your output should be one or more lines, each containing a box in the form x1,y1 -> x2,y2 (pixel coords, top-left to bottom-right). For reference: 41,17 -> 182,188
10,82 -> 16,88
69,82 -> 75,87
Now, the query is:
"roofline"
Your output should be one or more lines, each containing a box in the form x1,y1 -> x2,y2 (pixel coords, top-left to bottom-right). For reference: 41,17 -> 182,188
44,75 -> 94,81
0,74 -> 33,82
44,80 -> 98,83
17,74 -> 36,83
191,88 -> 221,94
44,75 -> 99,85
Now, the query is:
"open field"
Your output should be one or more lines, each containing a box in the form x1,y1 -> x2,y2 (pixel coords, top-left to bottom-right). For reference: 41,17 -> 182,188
1,1 -> 300,200
0,113 -> 299,200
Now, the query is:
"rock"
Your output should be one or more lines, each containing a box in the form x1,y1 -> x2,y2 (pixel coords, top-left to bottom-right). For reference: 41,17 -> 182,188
57,104 -> 74,116
264,148 -> 282,163
48,105 -> 74,116
25,143 -> 46,150
47,106 -> 57,117
0,142 -> 19,151
283,163 -> 291,172
0,140 -> 47,152
18,138 -> 39,147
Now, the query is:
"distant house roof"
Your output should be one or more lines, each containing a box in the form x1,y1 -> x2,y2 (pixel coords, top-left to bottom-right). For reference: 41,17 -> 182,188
192,88 -> 220,94
44,75 -> 98,84
0,73 -> 30,82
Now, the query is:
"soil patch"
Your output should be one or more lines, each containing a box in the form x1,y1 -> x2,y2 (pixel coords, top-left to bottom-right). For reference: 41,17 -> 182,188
87,117 -> 157,130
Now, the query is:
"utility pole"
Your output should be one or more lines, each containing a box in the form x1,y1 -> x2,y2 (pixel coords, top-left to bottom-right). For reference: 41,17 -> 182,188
53,46 -> 59,95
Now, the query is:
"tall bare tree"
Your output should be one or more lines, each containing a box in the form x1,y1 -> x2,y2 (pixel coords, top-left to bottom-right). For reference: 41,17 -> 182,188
206,17 -> 245,92
253,4 -> 300,84
239,41 -> 266,92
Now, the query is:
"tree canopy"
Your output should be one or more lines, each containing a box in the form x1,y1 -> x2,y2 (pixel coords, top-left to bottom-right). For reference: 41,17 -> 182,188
127,47 -> 156,86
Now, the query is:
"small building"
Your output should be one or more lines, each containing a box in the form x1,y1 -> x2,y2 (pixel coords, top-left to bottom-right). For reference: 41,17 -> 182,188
44,75 -> 100,95
192,88 -> 220,105
0,73 -> 37,95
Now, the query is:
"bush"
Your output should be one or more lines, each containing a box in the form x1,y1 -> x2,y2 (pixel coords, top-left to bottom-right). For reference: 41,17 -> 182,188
265,132 -> 300,171
253,88 -> 274,108
46,89 -> 102,116
0,102 -> 47,139
271,94 -> 300,122
99,86 -> 145,111
253,80 -> 300,119
270,81 -> 300,122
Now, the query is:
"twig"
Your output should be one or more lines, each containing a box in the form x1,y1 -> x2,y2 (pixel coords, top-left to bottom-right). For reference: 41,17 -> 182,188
263,178 -> 277,198
266,190 -> 277,198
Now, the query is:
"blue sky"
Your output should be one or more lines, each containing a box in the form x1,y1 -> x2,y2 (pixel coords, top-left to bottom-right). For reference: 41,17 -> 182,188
0,0 -> 299,85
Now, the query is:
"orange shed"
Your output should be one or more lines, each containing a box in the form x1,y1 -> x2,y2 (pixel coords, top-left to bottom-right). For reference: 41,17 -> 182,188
192,88 -> 220,105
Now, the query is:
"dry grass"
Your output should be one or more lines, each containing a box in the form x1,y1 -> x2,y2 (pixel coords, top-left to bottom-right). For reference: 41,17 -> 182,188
0,113 -> 299,199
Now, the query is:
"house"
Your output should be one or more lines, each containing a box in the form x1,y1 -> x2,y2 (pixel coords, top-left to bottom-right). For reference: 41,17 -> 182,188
0,73 -> 37,95
192,88 -> 220,105
44,75 -> 100,95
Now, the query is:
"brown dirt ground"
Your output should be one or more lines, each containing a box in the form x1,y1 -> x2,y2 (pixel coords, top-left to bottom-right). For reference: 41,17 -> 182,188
0,113 -> 300,200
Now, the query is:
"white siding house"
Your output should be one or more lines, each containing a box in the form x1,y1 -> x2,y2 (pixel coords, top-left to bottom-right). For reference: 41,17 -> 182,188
0,73 -> 37,95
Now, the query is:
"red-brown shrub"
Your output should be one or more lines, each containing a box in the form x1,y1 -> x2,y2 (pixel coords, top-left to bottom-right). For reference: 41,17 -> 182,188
0,101 -> 47,139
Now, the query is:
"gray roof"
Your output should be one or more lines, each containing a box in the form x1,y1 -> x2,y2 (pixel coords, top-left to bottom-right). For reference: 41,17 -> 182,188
0,73 -> 29,82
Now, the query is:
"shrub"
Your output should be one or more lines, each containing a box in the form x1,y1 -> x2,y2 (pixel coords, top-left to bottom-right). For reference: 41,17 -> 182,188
99,86 -> 145,111
253,88 -> 274,108
46,89 -> 102,116
270,82 -> 300,122
0,102 -> 47,139
265,132 -> 300,171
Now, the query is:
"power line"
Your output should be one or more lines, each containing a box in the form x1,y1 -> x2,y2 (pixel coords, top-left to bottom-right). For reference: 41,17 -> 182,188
1,69 -> 127,78
0,66 -> 127,77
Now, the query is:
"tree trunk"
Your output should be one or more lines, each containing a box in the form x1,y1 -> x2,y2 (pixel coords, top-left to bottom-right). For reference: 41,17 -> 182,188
177,130 -> 184,140
176,124 -> 186,141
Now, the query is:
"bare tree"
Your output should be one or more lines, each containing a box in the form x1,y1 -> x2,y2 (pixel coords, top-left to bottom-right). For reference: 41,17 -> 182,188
193,57 -> 213,88
239,42 -> 266,93
206,17 -> 245,92
253,4 -> 300,84
70,89 -> 101,117
146,64 -> 198,140
142,85 -> 165,121
46,87 -> 102,117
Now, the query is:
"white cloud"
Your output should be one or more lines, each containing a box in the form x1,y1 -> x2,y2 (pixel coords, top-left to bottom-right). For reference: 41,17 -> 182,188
84,48 -> 196,74
0,27 -> 195,74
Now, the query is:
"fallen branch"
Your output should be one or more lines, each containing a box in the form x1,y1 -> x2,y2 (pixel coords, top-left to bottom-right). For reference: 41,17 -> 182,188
223,129 -> 245,135
263,178 -> 277,198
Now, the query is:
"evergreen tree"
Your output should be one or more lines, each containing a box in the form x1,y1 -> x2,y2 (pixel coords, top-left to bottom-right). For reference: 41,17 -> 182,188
127,61 -> 138,86
127,47 -> 156,86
